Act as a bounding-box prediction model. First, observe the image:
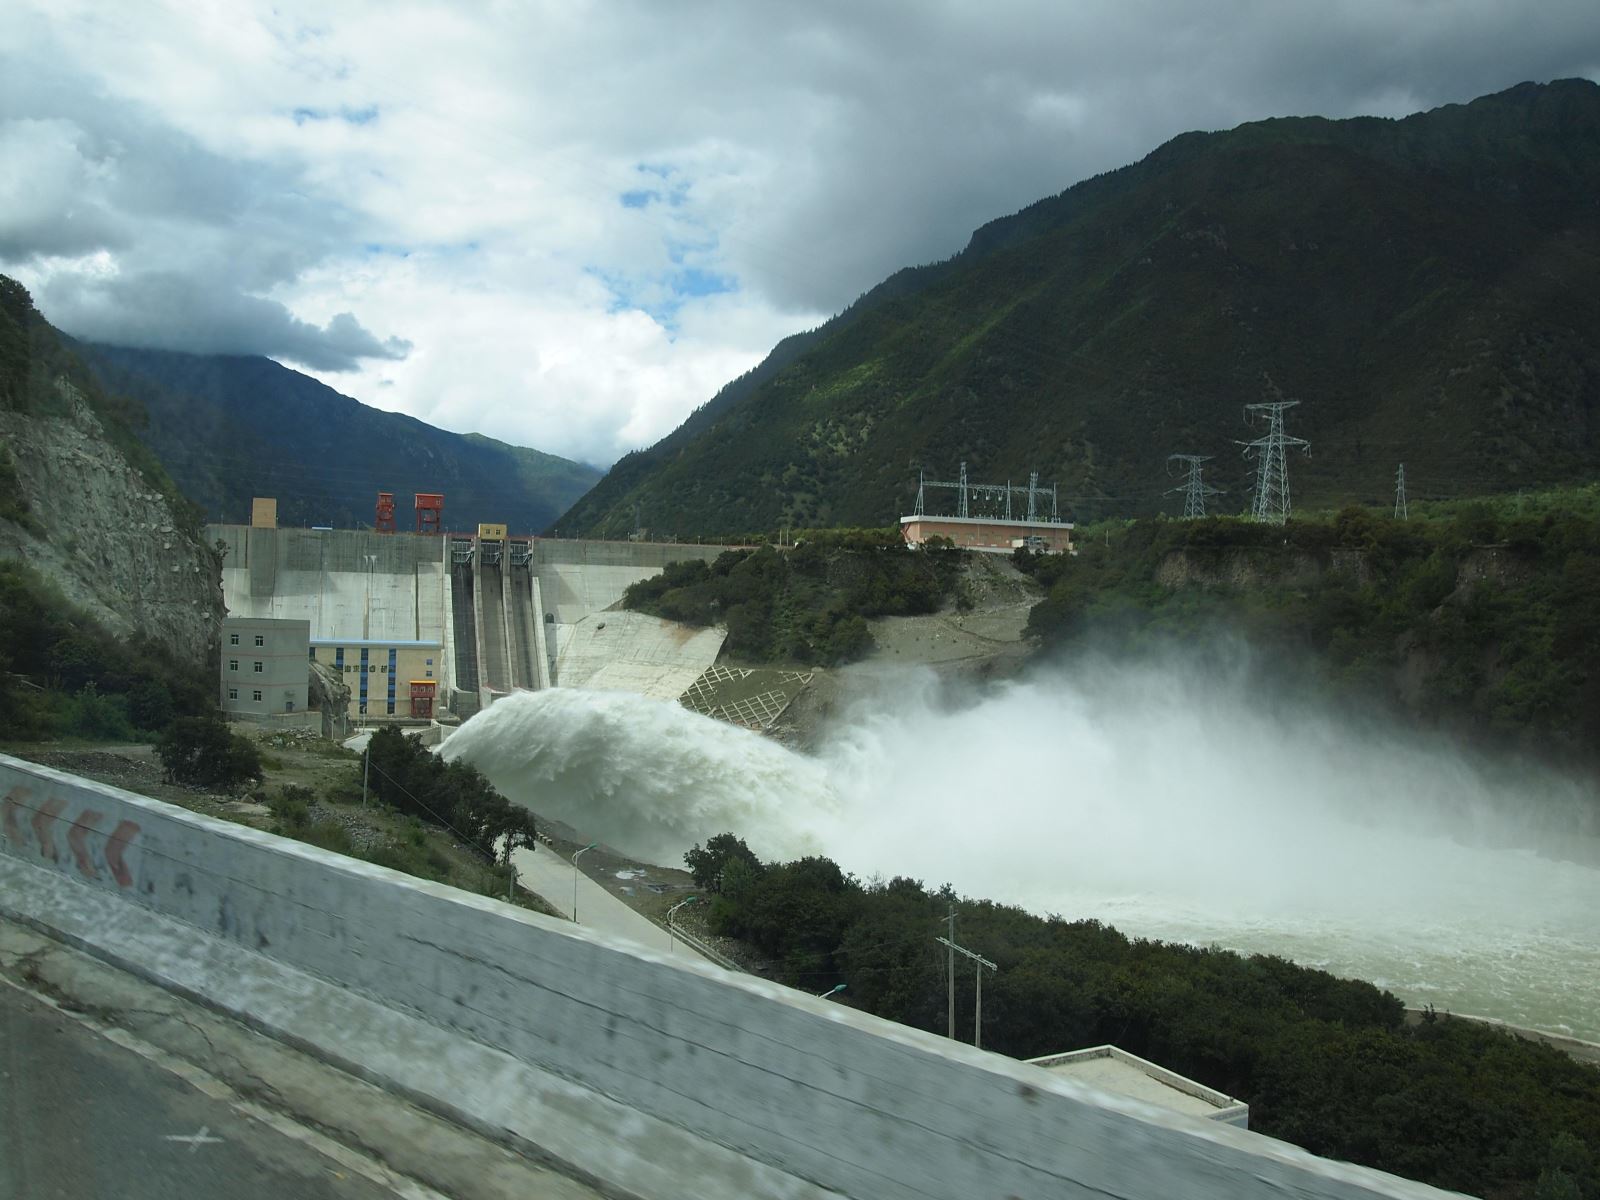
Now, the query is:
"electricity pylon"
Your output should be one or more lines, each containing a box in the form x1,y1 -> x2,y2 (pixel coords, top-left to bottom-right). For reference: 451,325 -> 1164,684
1394,463 -> 1409,520
1166,454 -> 1223,519
1239,401 -> 1310,524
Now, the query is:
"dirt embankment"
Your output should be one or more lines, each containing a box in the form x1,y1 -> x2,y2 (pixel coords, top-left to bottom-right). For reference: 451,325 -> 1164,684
860,553 -> 1041,670
769,554 -> 1042,750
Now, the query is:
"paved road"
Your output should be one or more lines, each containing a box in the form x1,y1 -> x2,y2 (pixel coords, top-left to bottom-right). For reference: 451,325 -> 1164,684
512,845 -> 714,964
0,983 -> 399,1200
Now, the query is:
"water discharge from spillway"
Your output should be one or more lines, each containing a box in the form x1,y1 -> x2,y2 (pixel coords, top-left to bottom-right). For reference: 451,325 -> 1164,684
443,661 -> 1600,1042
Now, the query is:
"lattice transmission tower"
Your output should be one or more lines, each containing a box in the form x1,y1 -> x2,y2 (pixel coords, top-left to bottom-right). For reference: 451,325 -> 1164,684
1394,463 -> 1409,520
1166,454 -> 1223,519
1239,401 -> 1310,524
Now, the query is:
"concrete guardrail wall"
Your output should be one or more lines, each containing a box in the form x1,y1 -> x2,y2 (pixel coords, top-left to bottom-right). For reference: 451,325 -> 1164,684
0,754 -> 1463,1200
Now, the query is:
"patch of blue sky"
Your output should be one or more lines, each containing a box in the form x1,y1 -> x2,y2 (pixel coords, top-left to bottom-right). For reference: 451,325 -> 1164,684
673,268 -> 735,298
621,182 -> 691,209
359,239 -> 477,259
587,263 -> 739,331
623,159 -> 694,210
291,105 -> 380,126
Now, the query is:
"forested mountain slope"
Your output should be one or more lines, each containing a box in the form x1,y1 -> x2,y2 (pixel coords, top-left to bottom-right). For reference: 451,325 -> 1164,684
560,79 -> 1600,538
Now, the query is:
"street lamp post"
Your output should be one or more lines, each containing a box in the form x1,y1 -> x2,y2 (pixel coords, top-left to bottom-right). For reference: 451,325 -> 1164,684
667,896 -> 698,952
817,984 -> 847,1000
571,842 -> 597,923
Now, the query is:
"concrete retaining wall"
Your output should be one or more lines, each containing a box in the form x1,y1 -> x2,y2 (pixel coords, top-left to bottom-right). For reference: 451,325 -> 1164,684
0,754 -> 1463,1200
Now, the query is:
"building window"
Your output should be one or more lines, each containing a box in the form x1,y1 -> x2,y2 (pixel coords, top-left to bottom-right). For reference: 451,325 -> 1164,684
425,658 -> 433,666
254,635 -> 265,646
424,670 -> 433,678
386,701 -> 395,715
228,688 -> 238,700
252,689 -> 262,702
253,661 -> 263,673
228,659 -> 239,672
229,633 -> 239,645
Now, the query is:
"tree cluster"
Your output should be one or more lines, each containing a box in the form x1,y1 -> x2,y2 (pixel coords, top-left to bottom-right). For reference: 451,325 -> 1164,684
362,726 -> 536,867
0,560 -> 212,742
684,833 -> 1600,1199
156,716 -> 263,788
1018,496 -> 1600,763
623,533 -> 964,665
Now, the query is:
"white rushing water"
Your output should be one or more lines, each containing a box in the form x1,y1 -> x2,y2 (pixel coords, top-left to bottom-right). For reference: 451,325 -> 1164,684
443,660 -> 1600,1042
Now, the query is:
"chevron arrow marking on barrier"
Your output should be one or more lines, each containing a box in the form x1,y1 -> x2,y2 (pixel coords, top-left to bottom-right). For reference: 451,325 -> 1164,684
1,786 -> 27,847
105,820 -> 140,888
68,809 -> 104,879
31,795 -> 67,862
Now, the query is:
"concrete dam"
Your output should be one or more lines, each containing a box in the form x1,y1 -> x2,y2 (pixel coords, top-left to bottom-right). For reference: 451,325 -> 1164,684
210,525 -> 734,717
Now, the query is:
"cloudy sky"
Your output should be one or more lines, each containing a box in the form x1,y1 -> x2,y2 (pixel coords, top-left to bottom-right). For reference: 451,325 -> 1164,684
3,2 -> 1597,467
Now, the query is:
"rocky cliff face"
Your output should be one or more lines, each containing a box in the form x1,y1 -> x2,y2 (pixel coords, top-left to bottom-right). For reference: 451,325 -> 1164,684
0,376 -> 221,667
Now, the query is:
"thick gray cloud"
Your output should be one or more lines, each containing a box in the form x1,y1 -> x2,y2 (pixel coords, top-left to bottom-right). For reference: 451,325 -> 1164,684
2,1 -> 1597,463
0,20 -> 404,371
36,271 -> 410,369
656,0 -> 1600,310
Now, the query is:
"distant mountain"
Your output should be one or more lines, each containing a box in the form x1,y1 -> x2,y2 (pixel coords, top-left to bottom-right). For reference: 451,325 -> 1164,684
559,79 -> 1600,537
75,344 -> 602,533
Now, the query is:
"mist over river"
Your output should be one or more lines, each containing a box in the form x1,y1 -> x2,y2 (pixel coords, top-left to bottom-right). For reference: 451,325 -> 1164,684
444,657 -> 1600,1043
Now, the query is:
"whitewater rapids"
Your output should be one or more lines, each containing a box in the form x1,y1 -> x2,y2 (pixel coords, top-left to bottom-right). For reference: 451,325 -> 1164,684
443,662 -> 1600,1042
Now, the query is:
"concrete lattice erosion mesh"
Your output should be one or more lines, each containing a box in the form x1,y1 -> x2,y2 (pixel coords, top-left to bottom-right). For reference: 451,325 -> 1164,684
679,665 -> 814,730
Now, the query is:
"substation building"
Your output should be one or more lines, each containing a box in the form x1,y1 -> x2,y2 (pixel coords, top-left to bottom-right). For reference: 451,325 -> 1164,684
900,463 -> 1075,554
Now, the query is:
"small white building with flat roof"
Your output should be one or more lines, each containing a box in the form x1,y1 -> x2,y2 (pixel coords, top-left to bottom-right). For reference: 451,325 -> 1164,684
1027,1045 -> 1249,1128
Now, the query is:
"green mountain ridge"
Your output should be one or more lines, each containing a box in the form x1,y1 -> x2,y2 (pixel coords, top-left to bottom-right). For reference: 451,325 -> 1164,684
559,79 -> 1600,538
74,342 -> 602,533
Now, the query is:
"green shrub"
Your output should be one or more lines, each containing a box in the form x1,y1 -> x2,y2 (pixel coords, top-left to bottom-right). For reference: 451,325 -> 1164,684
157,717 -> 263,788
267,786 -> 313,835
301,820 -> 353,855
65,683 -> 134,741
